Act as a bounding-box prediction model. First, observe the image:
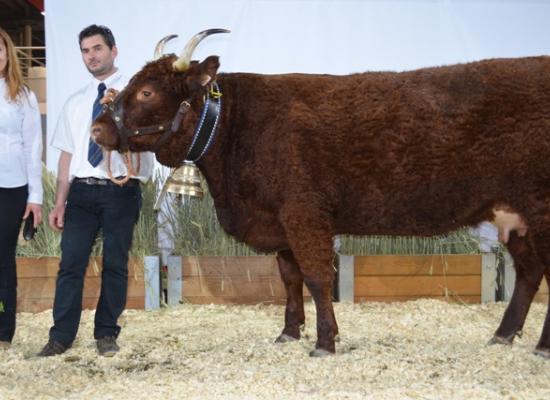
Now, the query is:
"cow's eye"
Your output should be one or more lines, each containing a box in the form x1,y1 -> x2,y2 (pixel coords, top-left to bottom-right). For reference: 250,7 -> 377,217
142,90 -> 152,97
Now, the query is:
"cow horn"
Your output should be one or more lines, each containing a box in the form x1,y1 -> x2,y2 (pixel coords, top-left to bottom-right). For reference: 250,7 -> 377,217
154,34 -> 178,60
173,28 -> 230,72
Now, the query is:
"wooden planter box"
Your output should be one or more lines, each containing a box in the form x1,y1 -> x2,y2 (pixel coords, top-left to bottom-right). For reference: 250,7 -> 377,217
165,254 -> 508,305
167,253 -> 549,305
16,256 -> 156,313
18,254 -> 547,310
351,254 -> 483,303
344,254 -> 548,304
166,255 -> 309,305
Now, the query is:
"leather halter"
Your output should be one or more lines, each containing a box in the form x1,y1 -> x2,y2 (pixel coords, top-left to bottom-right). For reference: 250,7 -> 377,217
105,82 -> 222,161
105,94 -> 189,153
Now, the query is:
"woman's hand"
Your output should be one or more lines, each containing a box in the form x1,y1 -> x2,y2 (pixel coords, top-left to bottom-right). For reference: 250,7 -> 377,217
23,203 -> 42,227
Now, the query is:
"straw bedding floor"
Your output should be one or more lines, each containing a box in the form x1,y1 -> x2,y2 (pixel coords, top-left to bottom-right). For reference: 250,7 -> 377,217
1,300 -> 550,400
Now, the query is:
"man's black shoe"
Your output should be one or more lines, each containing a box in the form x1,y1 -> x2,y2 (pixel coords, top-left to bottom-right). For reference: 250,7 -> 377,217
37,339 -> 69,357
96,336 -> 119,357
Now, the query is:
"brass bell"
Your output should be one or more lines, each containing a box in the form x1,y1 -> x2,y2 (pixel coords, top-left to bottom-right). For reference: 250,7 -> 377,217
154,162 -> 203,210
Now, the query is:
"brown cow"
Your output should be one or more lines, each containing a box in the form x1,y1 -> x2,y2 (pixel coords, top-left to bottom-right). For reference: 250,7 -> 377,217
93,29 -> 550,357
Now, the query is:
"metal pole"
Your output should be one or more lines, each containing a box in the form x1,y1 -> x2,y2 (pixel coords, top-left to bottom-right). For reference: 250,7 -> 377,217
24,23 -> 33,76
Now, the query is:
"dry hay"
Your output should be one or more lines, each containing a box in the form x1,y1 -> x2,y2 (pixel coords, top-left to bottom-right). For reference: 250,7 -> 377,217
1,299 -> 550,400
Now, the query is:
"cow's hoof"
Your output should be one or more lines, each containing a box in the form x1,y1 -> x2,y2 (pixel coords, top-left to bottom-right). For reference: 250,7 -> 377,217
309,348 -> 333,357
533,348 -> 550,359
487,335 -> 513,346
275,334 -> 298,343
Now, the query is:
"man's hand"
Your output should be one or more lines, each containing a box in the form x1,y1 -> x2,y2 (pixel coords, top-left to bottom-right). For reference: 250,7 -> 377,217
101,88 -> 119,104
49,204 -> 66,231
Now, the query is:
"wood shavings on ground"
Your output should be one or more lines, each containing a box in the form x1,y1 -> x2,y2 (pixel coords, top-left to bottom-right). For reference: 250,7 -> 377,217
1,299 -> 550,399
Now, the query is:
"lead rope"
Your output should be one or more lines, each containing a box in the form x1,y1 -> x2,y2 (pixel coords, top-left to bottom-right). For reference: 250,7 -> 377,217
100,89 -> 138,186
106,150 -> 140,186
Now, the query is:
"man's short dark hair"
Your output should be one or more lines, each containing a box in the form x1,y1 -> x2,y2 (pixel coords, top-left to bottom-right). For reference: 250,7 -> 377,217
78,24 -> 116,49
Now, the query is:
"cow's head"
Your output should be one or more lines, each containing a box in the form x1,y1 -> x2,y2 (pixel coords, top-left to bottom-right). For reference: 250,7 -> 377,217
92,29 -> 228,173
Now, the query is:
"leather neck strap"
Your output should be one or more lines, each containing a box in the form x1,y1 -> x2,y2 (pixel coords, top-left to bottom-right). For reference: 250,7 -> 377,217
185,82 -> 222,162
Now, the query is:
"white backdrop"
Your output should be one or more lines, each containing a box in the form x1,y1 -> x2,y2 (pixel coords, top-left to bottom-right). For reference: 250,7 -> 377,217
45,0 -> 550,169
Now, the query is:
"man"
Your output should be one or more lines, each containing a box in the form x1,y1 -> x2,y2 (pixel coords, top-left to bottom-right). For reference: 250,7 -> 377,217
38,25 -> 154,357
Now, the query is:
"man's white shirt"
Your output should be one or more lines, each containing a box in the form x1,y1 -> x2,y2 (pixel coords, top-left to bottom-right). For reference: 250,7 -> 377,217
51,70 -> 154,183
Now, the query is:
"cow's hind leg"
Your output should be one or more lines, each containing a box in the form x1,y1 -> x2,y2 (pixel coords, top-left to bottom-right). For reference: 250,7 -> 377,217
275,249 -> 305,343
279,205 -> 338,356
490,233 -> 545,345
534,269 -> 550,358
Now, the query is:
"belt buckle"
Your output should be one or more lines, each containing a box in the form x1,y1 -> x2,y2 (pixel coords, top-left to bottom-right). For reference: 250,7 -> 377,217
85,177 -> 95,185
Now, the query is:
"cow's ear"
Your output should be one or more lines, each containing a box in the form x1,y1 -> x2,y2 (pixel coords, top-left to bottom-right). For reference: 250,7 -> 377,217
200,56 -> 220,79
186,56 -> 220,91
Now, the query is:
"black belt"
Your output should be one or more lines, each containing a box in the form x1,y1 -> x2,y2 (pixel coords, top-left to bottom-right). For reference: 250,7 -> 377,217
73,177 -> 140,187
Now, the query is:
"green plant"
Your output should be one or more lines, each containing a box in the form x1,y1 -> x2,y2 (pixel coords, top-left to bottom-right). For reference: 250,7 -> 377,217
338,229 -> 481,255
130,175 -> 159,256
158,184 -> 258,256
16,167 -> 158,257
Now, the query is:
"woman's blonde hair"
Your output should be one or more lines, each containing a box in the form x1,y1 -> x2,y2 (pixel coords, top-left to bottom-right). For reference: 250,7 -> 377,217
0,27 -> 26,102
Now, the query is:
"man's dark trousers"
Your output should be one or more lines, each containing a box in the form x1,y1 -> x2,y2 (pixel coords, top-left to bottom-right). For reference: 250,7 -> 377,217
49,180 -> 141,346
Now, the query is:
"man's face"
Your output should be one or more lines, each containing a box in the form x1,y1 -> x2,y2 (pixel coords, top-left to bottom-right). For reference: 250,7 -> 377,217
0,38 -> 7,77
80,34 -> 117,78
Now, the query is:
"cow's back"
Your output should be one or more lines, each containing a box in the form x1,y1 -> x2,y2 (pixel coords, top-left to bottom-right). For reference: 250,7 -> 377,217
212,56 -> 550,241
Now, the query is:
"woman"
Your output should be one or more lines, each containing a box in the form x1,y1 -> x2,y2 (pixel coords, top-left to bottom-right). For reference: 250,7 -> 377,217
0,27 -> 43,348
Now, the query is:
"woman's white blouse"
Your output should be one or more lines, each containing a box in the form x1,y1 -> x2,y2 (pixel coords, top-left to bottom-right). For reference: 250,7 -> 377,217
0,78 -> 43,204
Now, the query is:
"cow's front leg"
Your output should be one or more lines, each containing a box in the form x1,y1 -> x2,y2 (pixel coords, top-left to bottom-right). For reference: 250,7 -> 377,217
275,249 -> 305,342
280,204 -> 338,356
490,233 -> 544,345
